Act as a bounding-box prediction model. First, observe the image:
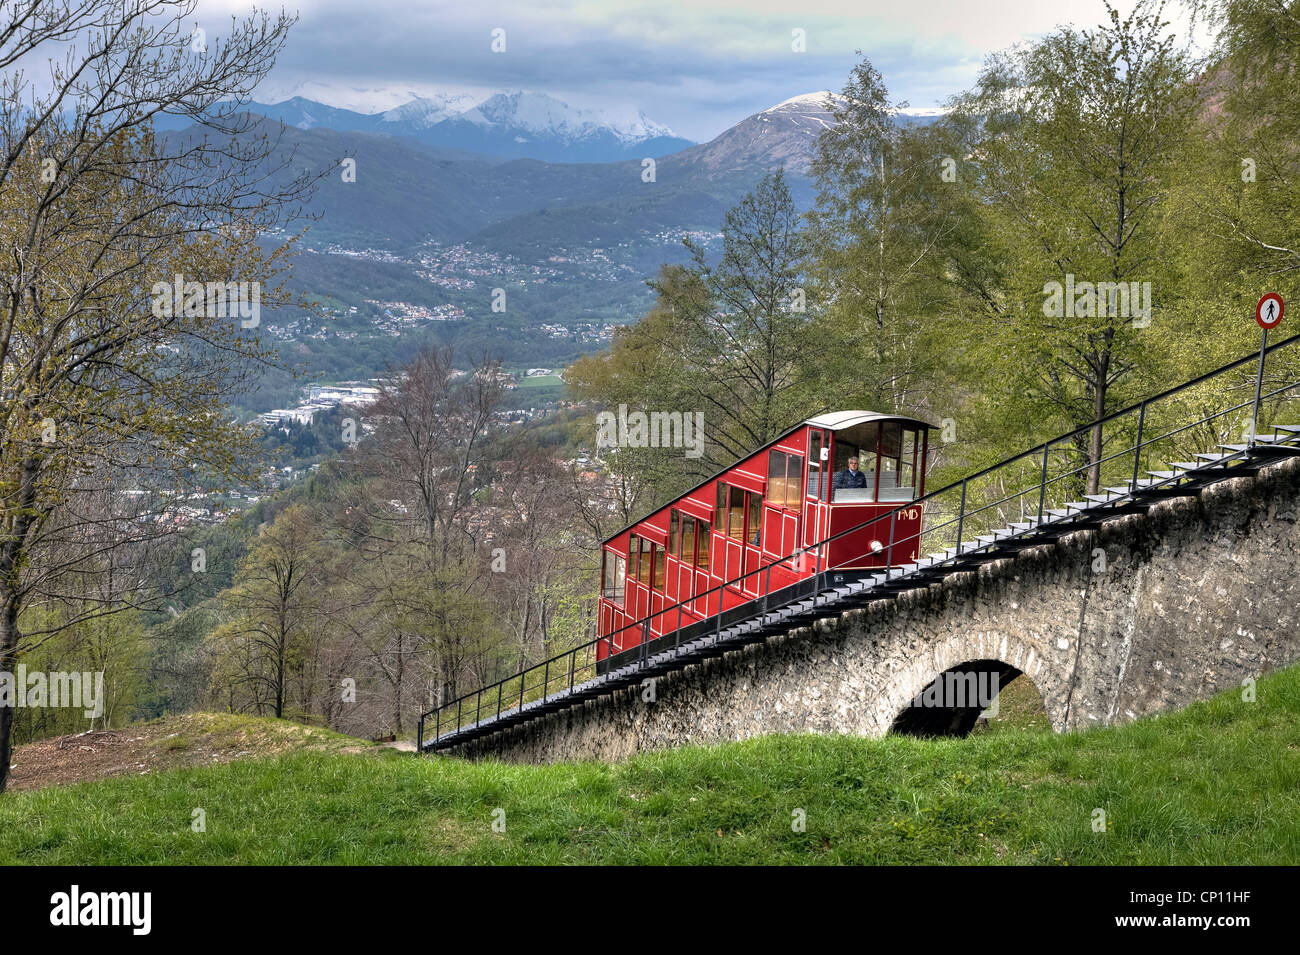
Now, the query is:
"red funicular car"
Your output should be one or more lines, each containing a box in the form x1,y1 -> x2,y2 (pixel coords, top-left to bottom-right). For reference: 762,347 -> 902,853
597,411 -> 933,671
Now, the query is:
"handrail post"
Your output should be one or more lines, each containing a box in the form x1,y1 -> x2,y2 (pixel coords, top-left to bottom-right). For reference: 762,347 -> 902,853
435,708 -> 440,743
497,681 -> 503,719
955,478 -> 968,555
418,716 -> 424,754
1037,441 -> 1050,524
1132,402 -> 1146,490
1250,327 -> 1269,447
542,659 -> 549,702
886,503 -> 896,573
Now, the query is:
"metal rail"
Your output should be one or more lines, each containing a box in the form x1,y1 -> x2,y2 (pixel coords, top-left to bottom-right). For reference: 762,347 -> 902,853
418,332 -> 1300,753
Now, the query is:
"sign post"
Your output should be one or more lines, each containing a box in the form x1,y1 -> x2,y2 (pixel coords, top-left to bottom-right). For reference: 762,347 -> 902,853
1251,293 -> 1285,446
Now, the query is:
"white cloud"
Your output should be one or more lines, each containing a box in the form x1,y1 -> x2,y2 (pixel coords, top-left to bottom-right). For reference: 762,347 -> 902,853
194,0 -> 1213,141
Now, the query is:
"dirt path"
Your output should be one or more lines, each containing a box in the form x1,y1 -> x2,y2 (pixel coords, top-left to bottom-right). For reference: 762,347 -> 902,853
5,713 -> 378,792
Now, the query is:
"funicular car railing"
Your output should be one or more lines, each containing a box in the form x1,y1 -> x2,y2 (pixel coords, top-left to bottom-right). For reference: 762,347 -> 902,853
418,332 -> 1300,751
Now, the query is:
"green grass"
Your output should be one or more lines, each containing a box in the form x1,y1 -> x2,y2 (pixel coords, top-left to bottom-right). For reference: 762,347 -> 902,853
516,374 -> 564,389
2,666 -> 1298,865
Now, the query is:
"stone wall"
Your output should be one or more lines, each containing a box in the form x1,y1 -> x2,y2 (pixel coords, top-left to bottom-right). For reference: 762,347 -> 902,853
448,455 -> 1300,763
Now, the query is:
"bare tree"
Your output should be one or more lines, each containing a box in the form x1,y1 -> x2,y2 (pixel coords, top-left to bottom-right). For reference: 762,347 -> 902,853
0,0 -> 321,792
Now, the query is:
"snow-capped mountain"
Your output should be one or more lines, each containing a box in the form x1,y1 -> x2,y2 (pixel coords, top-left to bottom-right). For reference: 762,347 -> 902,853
456,92 -> 674,145
379,92 -> 481,130
668,91 -> 839,175
187,88 -> 693,163
159,87 -> 944,166
429,91 -> 691,161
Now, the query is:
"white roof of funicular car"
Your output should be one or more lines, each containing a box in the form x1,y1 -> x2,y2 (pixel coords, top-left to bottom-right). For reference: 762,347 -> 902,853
804,411 -> 933,431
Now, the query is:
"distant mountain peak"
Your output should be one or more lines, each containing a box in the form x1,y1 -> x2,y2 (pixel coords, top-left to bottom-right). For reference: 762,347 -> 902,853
380,92 -> 479,129
763,91 -> 839,112
454,90 -> 678,146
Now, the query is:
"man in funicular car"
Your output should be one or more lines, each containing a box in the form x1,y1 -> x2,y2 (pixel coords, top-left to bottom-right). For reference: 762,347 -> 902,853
833,456 -> 868,491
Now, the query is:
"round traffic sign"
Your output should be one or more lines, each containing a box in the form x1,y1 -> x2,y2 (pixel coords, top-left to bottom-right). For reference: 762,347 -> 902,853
1257,292 -> 1285,330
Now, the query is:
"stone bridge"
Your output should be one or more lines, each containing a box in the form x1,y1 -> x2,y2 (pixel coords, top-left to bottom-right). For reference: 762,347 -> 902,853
447,454 -> 1300,763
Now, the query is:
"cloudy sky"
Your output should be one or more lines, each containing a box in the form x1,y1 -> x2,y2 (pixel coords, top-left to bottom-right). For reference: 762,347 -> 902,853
200,0 -> 1205,141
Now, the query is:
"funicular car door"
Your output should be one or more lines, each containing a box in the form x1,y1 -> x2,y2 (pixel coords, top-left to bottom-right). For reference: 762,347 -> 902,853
674,511 -> 693,603
692,517 -> 710,615
804,428 -> 831,557
741,488 -> 762,597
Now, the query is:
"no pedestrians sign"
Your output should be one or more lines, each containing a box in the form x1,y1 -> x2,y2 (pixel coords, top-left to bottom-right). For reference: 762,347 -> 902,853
1256,292 -> 1285,330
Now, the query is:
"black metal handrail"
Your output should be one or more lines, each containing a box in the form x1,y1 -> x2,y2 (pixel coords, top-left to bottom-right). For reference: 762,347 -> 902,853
418,331 -> 1300,749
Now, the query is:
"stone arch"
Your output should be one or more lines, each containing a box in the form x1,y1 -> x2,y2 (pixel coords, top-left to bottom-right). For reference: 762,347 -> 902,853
877,630 -> 1070,736
890,659 -> 1025,737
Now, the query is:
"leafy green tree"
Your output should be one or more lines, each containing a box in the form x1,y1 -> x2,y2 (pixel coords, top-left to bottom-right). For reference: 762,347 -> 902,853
1168,0 -> 1300,375
209,505 -> 323,719
949,1 -> 1200,492
805,59 -> 965,416
570,170 -> 813,488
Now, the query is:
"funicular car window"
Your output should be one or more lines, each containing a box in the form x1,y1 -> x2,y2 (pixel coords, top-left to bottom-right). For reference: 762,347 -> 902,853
602,551 -> 626,603
878,422 -> 917,502
785,455 -> 803,506
808,431 -> 825,500
728,485 -> 746,540
681,515 -> 696,566
879,422 -> 901,492
638,536 -> 654,585
832,422 -> 880,499
900,428 -> 916,490
694,518 -> 710,567
767,450 -> 804,509
767,451 -> 788,506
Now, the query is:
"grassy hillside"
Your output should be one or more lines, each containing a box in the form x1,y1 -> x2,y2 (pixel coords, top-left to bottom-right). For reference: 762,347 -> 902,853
4,713 -> 372,793
1,667 -> 1297,865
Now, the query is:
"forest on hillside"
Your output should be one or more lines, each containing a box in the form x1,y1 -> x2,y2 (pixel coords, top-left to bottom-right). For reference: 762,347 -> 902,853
3,0 -> 1299,793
